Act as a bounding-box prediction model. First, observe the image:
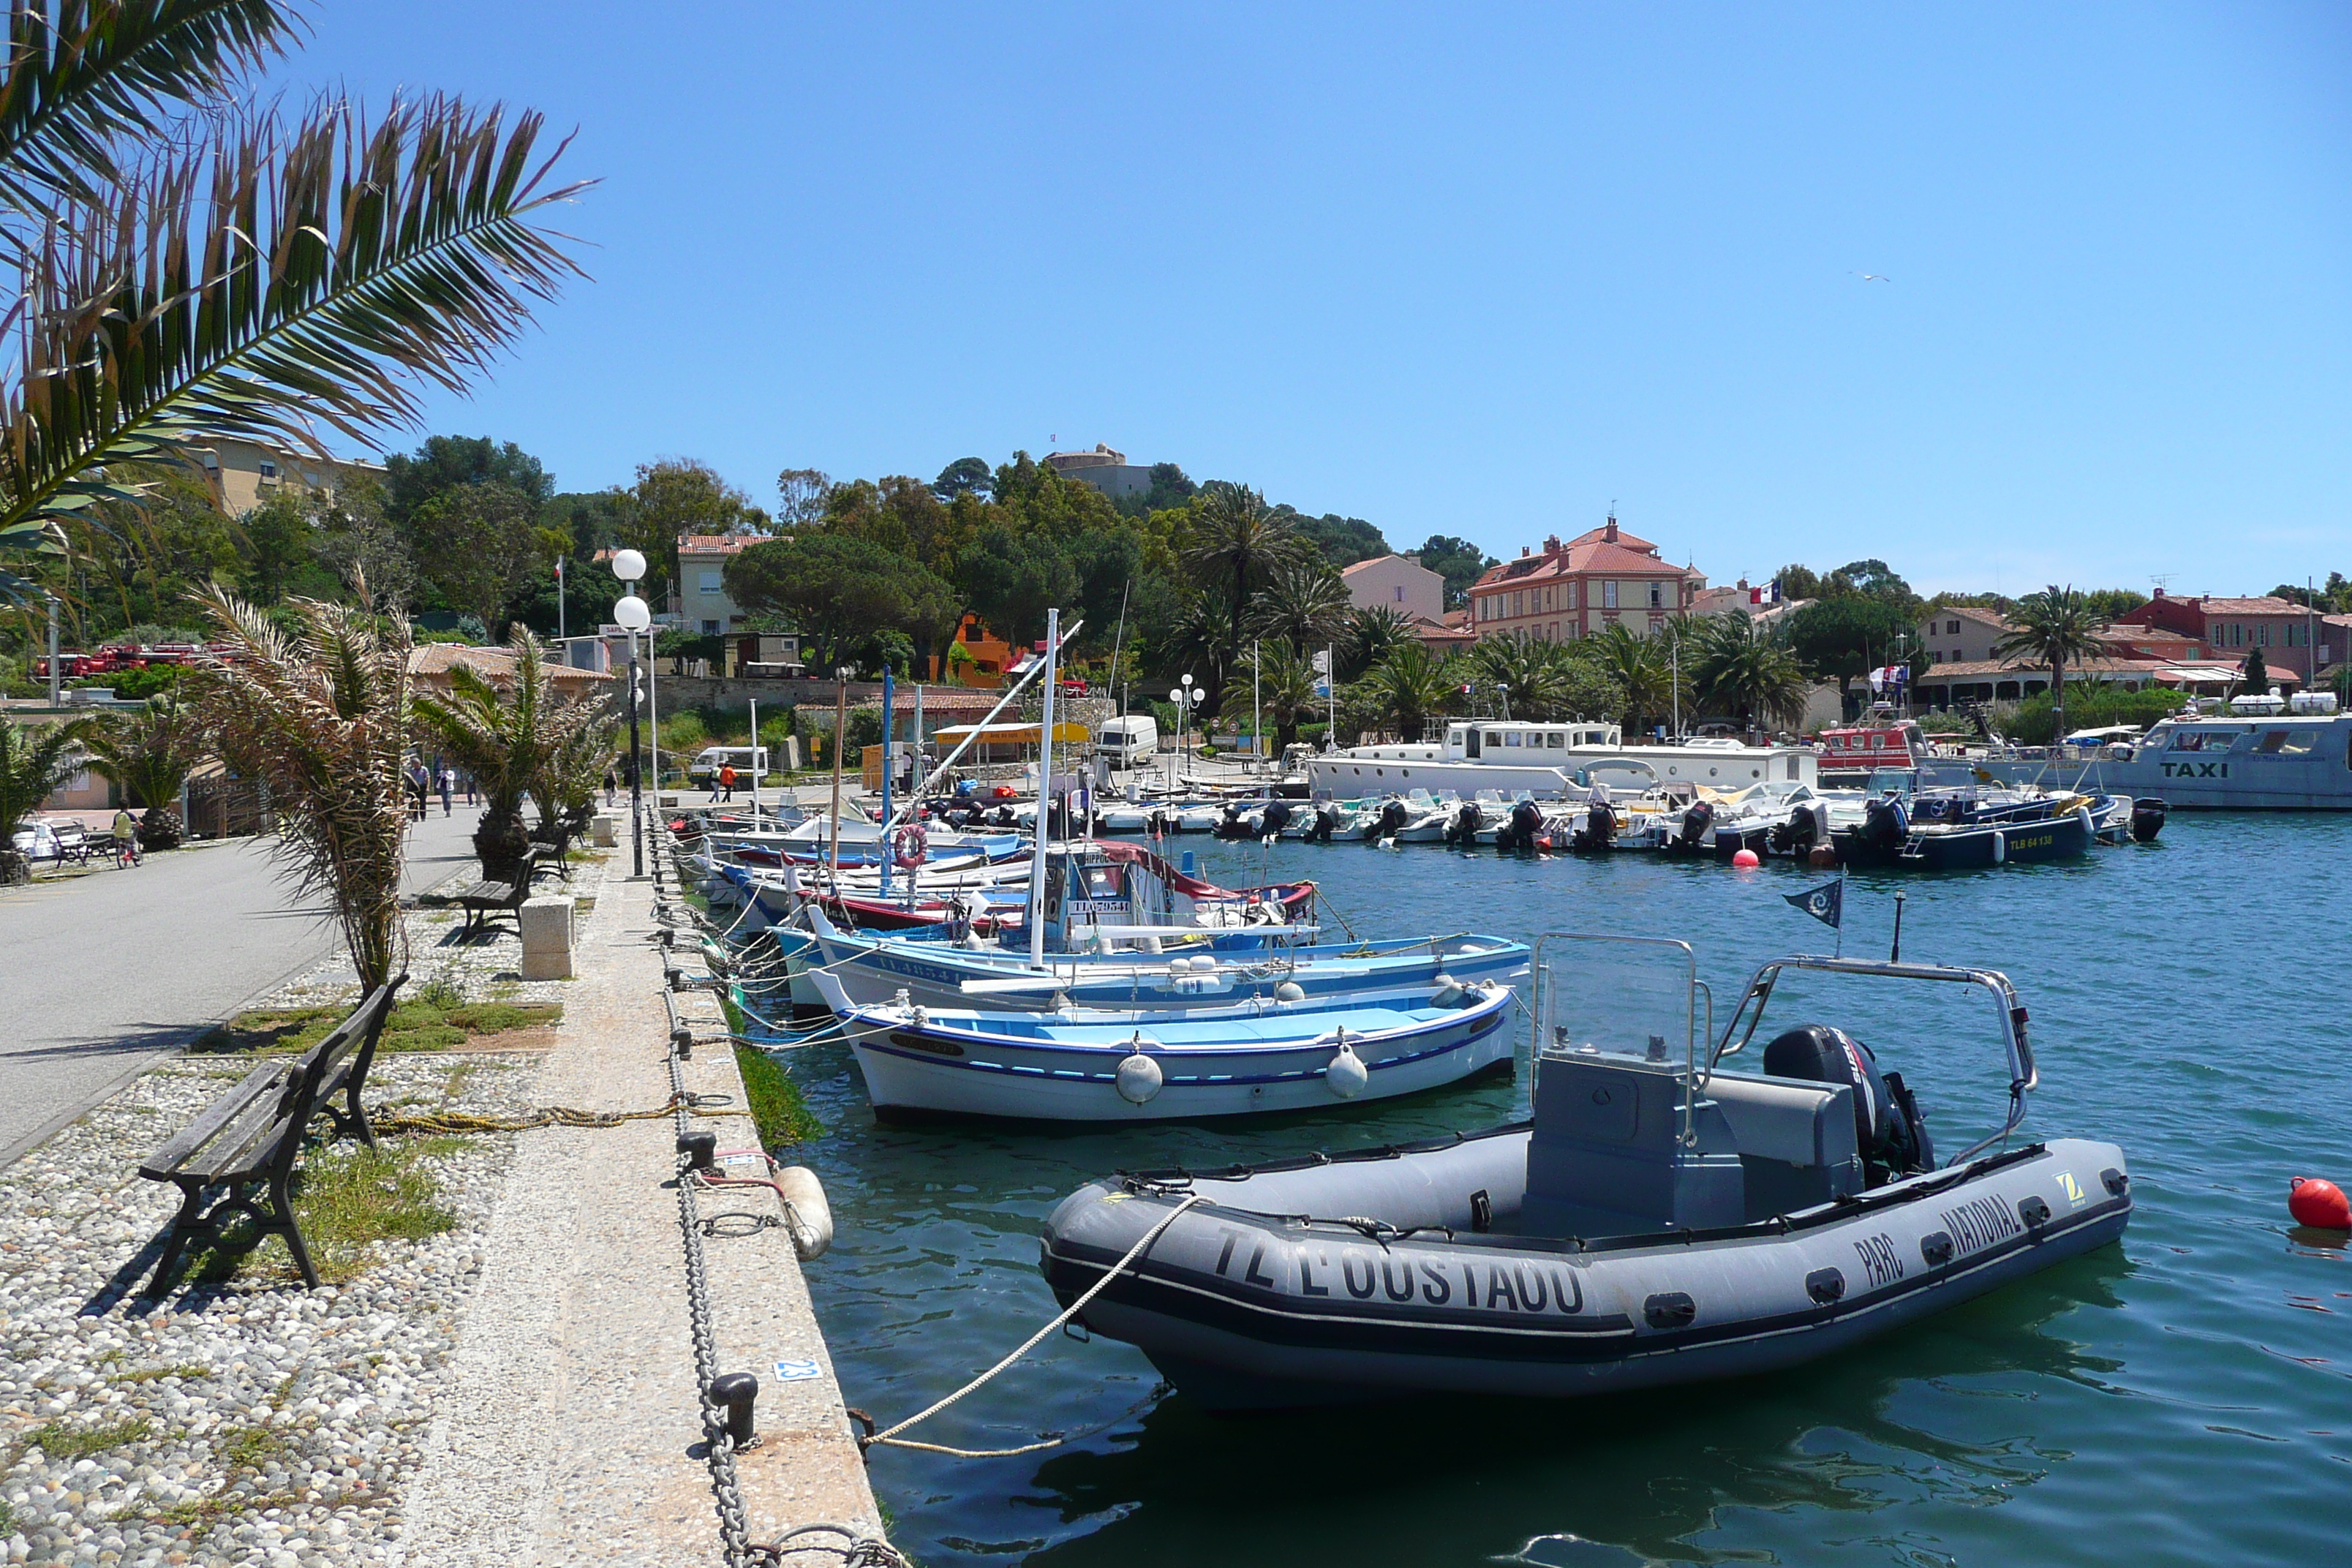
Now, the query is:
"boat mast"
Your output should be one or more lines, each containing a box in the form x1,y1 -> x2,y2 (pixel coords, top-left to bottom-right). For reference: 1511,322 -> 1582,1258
878,663 -> 894,898
1029,608 -> 1060,969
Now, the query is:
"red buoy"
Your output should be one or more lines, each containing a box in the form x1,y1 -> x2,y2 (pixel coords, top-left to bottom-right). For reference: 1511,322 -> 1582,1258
1731,848 -> 1761,869
2289,1177 -> 2351,1230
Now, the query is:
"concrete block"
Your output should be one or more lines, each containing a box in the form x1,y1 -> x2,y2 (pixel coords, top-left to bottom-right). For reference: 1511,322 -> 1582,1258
518,947 -> 572,981
517,894 -> 573,955
591,813 -> 617,848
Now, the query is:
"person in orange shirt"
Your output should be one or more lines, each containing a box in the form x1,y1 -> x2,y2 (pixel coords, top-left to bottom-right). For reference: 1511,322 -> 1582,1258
717,763 -> 735,802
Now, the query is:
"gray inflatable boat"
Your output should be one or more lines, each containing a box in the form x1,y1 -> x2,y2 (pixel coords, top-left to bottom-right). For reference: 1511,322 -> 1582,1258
1040,946 -> 2131,1410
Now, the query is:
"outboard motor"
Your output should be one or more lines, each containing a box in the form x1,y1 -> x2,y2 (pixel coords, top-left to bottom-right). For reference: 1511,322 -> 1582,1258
1674,799 -> 1715,856
1499,798 -> 1542,853
1303,805 -> 1338,844
1444,799 -> 1483,847
1762,1025 -> 1934,1187
1861,795 -> 1908,851
1213,803 -> 1251,840
1569,801 -> 1616,853
1260,799 -> 1294,838
2130,796 -> 2167,843
1372,798 -> 1409,840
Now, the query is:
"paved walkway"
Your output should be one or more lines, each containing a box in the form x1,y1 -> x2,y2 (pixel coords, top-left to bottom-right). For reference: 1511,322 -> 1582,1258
0,811 -> 483,1169
393,846 -> 881,1564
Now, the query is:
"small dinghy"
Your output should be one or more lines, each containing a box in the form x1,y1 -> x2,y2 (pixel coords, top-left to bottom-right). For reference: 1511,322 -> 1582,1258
810,970 -> 1514,1121
1039,941 -> 2130,1409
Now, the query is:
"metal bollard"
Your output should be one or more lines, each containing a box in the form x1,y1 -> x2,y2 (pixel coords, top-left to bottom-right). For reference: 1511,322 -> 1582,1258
709,1371 -> 758,1449
677,1130 -> 717,1175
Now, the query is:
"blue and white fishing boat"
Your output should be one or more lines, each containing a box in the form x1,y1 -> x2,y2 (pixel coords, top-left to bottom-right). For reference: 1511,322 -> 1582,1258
807,969 -> 1515,1120
794,838 -> 1528,1011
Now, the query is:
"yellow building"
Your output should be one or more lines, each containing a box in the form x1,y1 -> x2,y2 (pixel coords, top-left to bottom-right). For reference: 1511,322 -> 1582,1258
181,436 -> 385,514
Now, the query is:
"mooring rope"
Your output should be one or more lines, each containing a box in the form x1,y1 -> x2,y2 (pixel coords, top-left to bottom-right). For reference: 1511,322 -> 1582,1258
856,1192 -> 1206,1459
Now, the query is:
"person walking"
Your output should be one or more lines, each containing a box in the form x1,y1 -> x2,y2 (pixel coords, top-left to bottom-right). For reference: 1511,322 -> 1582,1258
716,762 -> 736,803
464,769 -> 478,807
603,765 -> 618,807
438,766 -> 456,817
408,764 -> 430,823
111,806 -> 140,867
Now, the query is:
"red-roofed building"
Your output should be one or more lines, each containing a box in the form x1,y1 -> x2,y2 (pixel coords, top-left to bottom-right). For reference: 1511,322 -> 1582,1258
1466,516 -> 1705,642
2138,591 -> 2334,684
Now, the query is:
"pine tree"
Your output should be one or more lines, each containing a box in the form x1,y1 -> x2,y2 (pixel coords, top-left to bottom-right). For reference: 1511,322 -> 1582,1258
2242,645 -> 2271,695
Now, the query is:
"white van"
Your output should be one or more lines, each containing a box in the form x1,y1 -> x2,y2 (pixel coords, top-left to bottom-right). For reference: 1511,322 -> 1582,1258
1096,716 -> 1159,766
687,745 -> 769,784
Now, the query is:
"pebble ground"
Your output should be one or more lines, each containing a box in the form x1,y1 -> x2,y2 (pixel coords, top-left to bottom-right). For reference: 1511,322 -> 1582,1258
1,889 -> 596,1566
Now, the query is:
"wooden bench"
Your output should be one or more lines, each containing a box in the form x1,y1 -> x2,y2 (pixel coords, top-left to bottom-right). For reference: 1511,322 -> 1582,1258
525,832 -> 573,884
137,977 -> 405,1293
453,875 -> 529,936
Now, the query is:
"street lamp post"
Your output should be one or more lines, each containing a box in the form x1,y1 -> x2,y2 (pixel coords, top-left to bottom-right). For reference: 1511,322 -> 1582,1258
1167,673 -> 1198,790
611,549 -> 651,879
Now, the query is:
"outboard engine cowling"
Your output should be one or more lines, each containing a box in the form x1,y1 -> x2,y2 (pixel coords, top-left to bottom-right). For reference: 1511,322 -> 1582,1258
1504,798 -> 1544,853
1676,800 -> 1715,854
1304,806 -> 1338,844
1373,799 -> 1408,840
2130,796 -> 2167,843
1261,799 -> 1293,837
1444,800 -> 1482,846
1762,1024 -> 1934,1186
1569,801 -> 1616,853
1862,796 -> 1908,851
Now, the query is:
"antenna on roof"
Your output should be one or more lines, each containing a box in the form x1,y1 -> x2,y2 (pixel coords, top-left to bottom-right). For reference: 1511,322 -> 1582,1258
2150,573 -> 2174,592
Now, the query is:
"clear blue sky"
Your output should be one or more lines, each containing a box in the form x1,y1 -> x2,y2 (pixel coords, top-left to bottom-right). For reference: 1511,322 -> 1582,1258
281,2 -> 2351,598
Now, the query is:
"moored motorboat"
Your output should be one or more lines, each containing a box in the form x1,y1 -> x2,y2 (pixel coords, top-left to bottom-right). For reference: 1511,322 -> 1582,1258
1038,942 -> 2129,1409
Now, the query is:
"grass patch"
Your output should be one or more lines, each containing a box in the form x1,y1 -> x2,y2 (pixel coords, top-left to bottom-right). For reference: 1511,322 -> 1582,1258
27,1417 -> 153,1460
115,1363 -> 209,1385
734,1041 -> 821,1149
191,999 -> 559,1057
219,1425 -> 285,1470
182,1143 -> 458,1287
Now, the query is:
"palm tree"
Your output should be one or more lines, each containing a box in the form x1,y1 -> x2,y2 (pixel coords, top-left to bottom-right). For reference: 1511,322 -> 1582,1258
540,717 -> 619,834
83,690 -> 212,849
1182,482 -> 1300,652
412,627 -> 600,878
1245,555 -> 1352,655
1991,586 -> 2108,739
1686,616 -> 1811,737
1345,604 -> 1416,677
1360,642 -> 1457,742
1469,633 -> 1575,721
185,584 -> 412,990
1218,642 -> 1320,751
0,3 -> 588,607
1160,589 -> 1235,707
0,715 -> 96,883
1590,625 -> 1677,734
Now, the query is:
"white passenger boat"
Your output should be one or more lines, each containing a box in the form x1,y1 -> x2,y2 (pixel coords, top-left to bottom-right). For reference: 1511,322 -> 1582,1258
1920,708 -> 2352,810
1308,721 -> 1817,801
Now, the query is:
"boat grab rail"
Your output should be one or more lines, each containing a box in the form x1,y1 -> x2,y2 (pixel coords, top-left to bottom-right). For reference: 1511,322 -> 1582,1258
1528,933 -> 1714,1149
1711,955 -> 2038,1168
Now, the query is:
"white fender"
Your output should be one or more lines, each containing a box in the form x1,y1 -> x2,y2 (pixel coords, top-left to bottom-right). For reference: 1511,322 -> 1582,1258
1991,829 -> 2005,865
1431,971 -> 1463,1007
774,1166 -> 832,1260
1117,1047 -> 1165,1106
1273,980 -> 1306,1003
1325,1033 -> 1370,1098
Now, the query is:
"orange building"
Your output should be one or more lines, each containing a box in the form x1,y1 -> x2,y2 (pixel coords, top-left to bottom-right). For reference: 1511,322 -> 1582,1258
934,614 -> 1014,685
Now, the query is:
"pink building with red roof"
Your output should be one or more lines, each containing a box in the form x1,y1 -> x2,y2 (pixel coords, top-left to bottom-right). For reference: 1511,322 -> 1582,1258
1466,516 -> 1705,643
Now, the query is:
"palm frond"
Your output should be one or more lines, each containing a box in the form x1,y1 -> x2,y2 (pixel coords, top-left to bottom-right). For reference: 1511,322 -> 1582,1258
2,91 -> 591,537
1,711 -> 97,843
0,1 -> 295,211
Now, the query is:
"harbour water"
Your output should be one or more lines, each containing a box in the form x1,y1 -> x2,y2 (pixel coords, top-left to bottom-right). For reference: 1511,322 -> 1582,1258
776,813 -> 2351,1567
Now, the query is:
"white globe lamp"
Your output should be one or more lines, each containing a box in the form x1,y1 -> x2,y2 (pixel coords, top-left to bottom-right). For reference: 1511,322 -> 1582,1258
614,594 -> 652,632
610,547 -> 647,585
